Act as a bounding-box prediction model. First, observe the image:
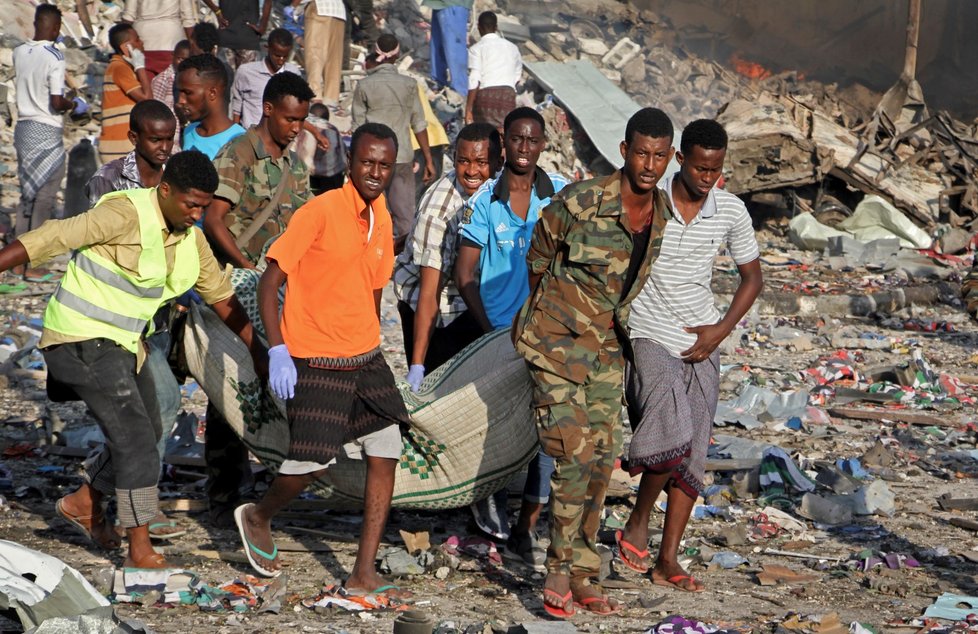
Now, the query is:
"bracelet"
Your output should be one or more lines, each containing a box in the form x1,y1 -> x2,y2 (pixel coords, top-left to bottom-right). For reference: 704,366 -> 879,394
215,8 -> 222,15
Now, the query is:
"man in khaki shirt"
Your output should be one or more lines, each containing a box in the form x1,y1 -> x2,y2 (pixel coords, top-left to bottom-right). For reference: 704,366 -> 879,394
0,151 -> 265,569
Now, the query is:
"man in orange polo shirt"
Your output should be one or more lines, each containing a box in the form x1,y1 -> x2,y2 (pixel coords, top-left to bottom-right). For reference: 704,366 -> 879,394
234,122 -> 410,597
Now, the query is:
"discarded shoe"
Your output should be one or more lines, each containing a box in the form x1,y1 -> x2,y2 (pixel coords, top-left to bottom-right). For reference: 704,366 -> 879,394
503,531 -> 546,571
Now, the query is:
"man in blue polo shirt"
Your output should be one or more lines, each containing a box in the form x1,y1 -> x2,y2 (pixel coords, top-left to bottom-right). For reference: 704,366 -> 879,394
456,106 -> 569,569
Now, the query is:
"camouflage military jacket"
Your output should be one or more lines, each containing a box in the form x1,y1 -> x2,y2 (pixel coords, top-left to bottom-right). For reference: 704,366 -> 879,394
212,127 -> 311,265
512,172 -> 671,384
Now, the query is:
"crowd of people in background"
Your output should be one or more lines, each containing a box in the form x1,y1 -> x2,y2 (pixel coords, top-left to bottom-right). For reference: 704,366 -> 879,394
11,0 -> 763,619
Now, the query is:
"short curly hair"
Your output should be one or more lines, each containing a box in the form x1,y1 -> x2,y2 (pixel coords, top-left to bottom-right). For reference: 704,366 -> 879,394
162,150 -> 218,194
680,119 -> 728,154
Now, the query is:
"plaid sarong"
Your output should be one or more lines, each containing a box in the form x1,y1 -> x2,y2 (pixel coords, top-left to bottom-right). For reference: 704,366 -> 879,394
472,86 -> 517,130
14,120 -> 65,202
624,339 -> 720,497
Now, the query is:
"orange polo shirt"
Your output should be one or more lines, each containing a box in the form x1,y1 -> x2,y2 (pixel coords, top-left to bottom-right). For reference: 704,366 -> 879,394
266,180 -> 394,358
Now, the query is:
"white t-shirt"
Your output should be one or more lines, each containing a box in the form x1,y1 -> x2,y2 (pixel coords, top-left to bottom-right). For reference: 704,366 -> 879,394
628,173 -> 760,357
467,32 -> 522,91
13,40 -> 66,129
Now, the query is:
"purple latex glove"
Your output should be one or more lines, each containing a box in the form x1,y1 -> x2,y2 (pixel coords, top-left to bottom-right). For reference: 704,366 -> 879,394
406,364 -> 425,393
268,344 -> 297,400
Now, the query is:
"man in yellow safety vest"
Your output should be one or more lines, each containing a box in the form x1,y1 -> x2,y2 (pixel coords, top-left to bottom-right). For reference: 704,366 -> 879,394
0,150 -> 265,568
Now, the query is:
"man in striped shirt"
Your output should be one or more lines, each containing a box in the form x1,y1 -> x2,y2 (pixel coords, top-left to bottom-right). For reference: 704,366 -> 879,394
616,119 -> 762,592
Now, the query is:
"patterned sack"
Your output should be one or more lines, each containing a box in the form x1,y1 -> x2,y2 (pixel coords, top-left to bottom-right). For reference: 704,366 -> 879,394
182,269 -> 539,509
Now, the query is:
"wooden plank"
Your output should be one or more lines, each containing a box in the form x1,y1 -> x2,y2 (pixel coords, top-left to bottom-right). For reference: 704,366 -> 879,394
950,517 -> 978,532
706,458 -> 761,471
826,406 -> 963,427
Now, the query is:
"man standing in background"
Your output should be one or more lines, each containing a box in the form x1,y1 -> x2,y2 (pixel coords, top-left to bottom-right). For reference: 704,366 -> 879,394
201,0 -> 272,70
465,11 -> 522,132
232,28 -> 302,128
99,23 -> 153,163
298,0 -> 346,107
122,0 -> 195,77
423,0 -> 471,97
351,34 -> 435,246
13,3 -> 84,267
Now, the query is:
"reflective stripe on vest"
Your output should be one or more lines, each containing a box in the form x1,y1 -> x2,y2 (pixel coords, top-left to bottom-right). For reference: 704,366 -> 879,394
43,188 -> 201,353
73,251 -> 165,299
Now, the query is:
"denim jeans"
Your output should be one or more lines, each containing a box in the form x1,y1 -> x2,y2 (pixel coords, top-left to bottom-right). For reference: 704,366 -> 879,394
523,448 -> 556,504
143,330 -> 182,464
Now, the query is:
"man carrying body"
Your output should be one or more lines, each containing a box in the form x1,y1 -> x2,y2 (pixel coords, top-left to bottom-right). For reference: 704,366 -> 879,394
235,124 -> 410,599
615,119 -> 762,593
351,34 -> 435,246
464,11 -> 521,132
231,28 -> 302,129
201,72 -> 313,526
393,122 -> 501,390
177,54 -> 245,159
99,23 -> 153,163
0,150 -> 264,568
85,99 -> 188,541
12,5 -> 86,279
456,107 -> 569,567
512,107 -> 675,617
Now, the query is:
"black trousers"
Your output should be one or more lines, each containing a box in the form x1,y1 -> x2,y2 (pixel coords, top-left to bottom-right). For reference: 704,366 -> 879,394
397,301 -> 485,371
43,339 -> 162,527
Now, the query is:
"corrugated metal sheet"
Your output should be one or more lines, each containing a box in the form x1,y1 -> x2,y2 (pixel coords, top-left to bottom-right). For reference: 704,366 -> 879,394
524,59 -> 681,176
524,59 -> 639,169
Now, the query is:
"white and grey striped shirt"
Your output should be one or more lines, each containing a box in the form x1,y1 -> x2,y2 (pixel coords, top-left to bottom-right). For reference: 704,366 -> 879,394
629,173 -> 759,357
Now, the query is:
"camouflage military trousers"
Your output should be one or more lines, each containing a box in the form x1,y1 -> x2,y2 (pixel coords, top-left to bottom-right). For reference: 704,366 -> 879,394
528,345 -> 625,579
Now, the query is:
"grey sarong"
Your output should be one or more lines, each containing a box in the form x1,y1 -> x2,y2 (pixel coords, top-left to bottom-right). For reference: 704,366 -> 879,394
625,339 -> 720,497
14,120 -> 65,202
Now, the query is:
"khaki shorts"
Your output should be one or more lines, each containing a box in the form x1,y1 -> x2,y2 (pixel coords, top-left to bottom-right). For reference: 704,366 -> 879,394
278,424 -> 402,475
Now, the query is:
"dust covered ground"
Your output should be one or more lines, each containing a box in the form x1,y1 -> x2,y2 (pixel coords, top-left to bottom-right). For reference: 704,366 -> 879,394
0,232 -> 976,633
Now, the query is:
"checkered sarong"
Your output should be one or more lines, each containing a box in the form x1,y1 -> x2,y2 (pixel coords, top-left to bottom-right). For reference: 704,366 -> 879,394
14,120 -> 65,202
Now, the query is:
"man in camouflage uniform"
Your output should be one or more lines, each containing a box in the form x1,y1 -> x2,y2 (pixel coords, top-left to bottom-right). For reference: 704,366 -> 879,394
201,71 -> 313,527
511,108 -> 676,617
203,71 -> 313,269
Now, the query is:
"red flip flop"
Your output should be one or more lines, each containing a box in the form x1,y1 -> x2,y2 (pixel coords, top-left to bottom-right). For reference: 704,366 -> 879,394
615,529 -> 651,573
542,589 -> 575,619
574,595 -> 622,616
653,574 -> 705,593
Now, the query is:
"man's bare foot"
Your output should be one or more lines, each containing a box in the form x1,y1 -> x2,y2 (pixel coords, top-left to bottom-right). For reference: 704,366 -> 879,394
56,494 -> 122,550
345,571 -> 413,599
235,503 -> 280,575
651,560 -> 705,592
542,572 -> 574,617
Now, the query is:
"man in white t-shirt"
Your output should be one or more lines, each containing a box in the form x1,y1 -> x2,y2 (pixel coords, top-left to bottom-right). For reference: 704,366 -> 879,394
615,119 -> 762,593
12,4 -> 86,277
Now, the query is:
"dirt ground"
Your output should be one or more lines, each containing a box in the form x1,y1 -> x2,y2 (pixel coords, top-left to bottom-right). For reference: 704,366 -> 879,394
0,232 -> 976,633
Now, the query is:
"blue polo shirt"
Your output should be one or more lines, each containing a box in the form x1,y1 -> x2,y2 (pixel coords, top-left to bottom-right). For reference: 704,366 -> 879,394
459,167 -> 570,330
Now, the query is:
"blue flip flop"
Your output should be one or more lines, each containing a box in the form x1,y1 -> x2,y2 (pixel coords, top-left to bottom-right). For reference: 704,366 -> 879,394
234,503 -> 281,577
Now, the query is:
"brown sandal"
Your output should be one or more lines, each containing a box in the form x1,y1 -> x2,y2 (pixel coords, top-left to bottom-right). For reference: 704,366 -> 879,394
123,552 -> 169,569
56,498 -> 122,550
